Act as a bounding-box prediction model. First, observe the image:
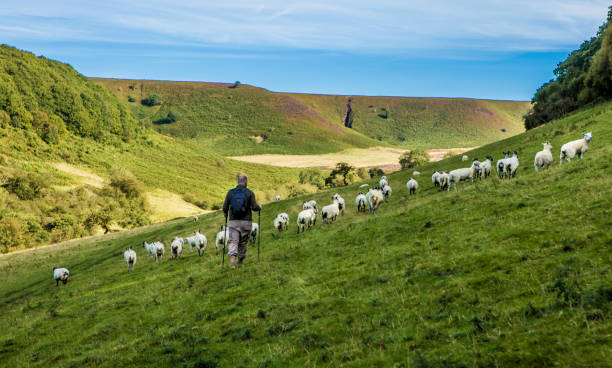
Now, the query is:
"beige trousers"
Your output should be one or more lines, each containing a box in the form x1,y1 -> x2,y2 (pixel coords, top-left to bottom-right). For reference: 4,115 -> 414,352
228,220 -> 252,260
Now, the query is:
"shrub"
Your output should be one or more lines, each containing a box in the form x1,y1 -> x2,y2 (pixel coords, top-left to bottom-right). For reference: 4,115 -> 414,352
356,167 -> 369,180
109,168 -> 145,199
0,110 -> 9,127
368,167 -> 384,178
230,81 -> 241,89
127,95 -> 136,102
325,162 -> 355,187
399,149 -> 429,170
153,110 -> 180,125
0,217 -> 25,252
4,173 -> 47,200
141,93 -> 162,106
298,168 -> 325,189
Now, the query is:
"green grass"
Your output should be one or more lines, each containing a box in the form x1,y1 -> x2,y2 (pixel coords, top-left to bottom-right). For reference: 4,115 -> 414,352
1,102 -> 610,367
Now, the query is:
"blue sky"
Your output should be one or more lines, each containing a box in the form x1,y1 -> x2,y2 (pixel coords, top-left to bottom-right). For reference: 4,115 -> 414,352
1,1 -> 609,100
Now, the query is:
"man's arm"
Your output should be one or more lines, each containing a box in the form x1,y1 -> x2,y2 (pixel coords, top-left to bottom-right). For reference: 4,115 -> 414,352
222,190 -> 231,217
250,191 -> 262,211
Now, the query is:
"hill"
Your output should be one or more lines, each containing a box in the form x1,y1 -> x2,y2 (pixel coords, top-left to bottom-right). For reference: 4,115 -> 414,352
92,78 -> 530,155
1,101 -> 610,366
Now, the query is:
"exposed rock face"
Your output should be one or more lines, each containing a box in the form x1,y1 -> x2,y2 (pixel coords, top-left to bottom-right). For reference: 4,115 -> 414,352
343,98 -> 354,128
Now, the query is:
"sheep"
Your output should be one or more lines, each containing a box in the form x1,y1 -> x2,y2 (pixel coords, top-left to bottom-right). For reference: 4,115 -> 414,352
278,213 -> 289,229
185,231 -> 207,256
497,152 -> 510,179
382,184 -> 392,201
297,208 -> 316,233
505,152 -> 519,178
478,156 -> 494,179
322,198 -> 340,224
379,178 -> 388,188
412,171 -> 420,176
303,200 -> 318,217
250,223 -> 259,244
462,155 -> 468,161
366,187 -> 384,213
154,241 -> 165,263
534,142 -> 553,171
143,241 -> 157,258
124,247 -> 137,271
438,171 -> 450,191
432,171 -> 440,187
406,178 -> 418,194
193,215 -> 199,222
448,159 -> 480,191
53,267 -> 70,286
215,226 -> 228,255
333,193 -> 345,215
355,192 -> 367,212
275,195 -> 281,201
381,175 -> 388,181
273,215 -> 287,232
170,237 -> 183,259
560,132 -> 592,165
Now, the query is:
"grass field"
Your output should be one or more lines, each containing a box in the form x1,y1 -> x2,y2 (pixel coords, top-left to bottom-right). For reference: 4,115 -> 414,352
1,102 -> 610,367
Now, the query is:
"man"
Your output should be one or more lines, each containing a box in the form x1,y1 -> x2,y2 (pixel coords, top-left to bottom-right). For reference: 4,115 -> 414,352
222,174 -> 262,269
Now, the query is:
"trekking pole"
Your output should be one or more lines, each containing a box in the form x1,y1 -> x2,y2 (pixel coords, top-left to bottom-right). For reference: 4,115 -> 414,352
222,213 -> 228,269
257,209 -> 261,261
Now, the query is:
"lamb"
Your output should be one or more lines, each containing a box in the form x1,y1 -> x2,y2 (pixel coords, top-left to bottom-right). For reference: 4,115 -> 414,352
185,231 -> 207,256
321,198 -> 340,224
432,171 -> 440,187
333,193 -> 345,215
406,178 -> 418,194
462,155 -> 468,161
356,192 -> 367,212
505,152 -> 519,178
366,187 -> 384,213
534,142 -> 553,171
448,159 -> 480,191
215,226 -> 228,255
250,223 -> 259,244
382,184 -> 392,200
478,156 -> 494,179
170,237 -> 183,259
53,267 -> 70,286
297,208 -> 316,233
438,171 -> 450,191
497,152 -> 510,179
124,247 -> 137,271
560,132 -> 592,165
275,195 -> 281,201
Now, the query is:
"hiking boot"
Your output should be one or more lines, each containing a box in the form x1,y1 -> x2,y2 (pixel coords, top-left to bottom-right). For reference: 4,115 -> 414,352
230,256 -> 237,269
238,257 -> 244,265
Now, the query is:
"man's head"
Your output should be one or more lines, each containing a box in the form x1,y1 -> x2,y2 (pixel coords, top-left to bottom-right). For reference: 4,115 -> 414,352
237,174 -> 248,186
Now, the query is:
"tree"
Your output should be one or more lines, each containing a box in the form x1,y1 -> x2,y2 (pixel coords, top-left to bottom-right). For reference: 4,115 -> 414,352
141,93 -> 162,106
368,167 -> 384,178
325,162 -> 355,187
399,149 -> 429,170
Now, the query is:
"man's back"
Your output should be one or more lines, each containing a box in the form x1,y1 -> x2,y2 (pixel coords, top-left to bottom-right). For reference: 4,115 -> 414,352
223,184 -> 259,221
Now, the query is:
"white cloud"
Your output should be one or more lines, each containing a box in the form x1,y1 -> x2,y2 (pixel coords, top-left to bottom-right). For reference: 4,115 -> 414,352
0,0 -> 609,53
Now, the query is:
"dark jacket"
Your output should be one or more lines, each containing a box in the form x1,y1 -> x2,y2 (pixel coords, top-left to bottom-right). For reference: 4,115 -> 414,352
222,184 -> 261,221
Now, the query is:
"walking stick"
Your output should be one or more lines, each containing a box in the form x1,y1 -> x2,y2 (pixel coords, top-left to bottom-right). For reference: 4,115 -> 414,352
257,209 -> 261,261
222,213 -> 228,268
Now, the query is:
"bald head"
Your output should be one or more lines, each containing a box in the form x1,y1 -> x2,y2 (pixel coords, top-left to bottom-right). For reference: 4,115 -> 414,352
237,174 -> 248,186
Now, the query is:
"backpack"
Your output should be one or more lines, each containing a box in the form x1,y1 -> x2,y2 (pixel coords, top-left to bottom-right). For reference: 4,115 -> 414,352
230,188 -> 249,219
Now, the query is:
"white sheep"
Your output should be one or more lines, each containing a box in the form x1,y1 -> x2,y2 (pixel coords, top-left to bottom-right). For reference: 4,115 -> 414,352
534,142 -> 553,171
273,215 -> 287,232
250,223 -> 259,244
462,155 -> 468,161
356,192 -> 367,212
382,184 -> 392,201
381,175 -> 388,181
406,178 -> 418,195
333,193 -> 345,215
560,132 -> 592,165
379,178 -> 388,188
124,247 -> 137,271
297,208 -> 316,233
505,152 -> 519,178
303,200 -> 318,218
193,215 -> 199,222
366,187 -> 384,213
53,267 -> 70,286
170,237 -> 183,259
448,159 -> 480,191
478,156 -> 493,179
215,226 -> 228,255
322,198 -> 340,224
275,195 -> 281,201
154,241 -> 165,263
438,171 -> 450,190
412,171 -> 420,176
143,241 -> 157,258
185,231 -> 207,256
497,152 -> 510,179
432,171 -> 440,187
279,213 -> 289,229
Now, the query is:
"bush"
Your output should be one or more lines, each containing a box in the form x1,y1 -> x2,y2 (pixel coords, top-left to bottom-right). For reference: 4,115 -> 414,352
141,93 -> 162,106
0,217 -> 25,252
399,149 -> 429,170
4,173 -> 47,200
325,162 -> 355,187
153,110 -> 180,125
298,168 -> 326,189
356,168 -> 369,180
230,81 -> 241,89
0,110 -> 9,127
127,95 -> 136,102
368,167 -> 384,178
109,168 -> 146,199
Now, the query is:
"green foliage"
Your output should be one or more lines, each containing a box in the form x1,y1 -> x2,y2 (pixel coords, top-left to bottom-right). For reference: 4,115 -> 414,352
399,149 -> 429,170
368,167 -> 384,178
4,172 -> 47,200
0,217 -> 24,252
298,168 -> 326,189
153,110 -> 180,125
127,94 -> 136,102
325,162 -> 355,187
109,168 -> 146,199
525,7 -> 612,129
356,167 -> 369,180
0,110 -> 9,127
231,81 -> 241,88
141,93 -> 162,106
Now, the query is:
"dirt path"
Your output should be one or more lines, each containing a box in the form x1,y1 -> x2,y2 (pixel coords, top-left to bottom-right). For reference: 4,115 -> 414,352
228,146 -> 478,170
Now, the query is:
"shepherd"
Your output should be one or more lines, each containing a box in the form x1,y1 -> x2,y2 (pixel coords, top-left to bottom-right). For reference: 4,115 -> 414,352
222,174 -> 262,269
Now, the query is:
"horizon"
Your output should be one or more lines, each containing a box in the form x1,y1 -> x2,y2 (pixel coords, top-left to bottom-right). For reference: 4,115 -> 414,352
1,1 -> 610,100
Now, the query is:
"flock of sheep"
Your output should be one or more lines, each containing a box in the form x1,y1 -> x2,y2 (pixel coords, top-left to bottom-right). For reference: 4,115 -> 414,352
52,132 -> 593,284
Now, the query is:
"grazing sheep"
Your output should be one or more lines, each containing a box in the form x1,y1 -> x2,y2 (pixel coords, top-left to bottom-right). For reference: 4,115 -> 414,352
406,178 -> 419,195
462,155 -> 468,161
432,171 -> 440,187
505,152 -> 519,178
250,223 -> 259,244
381,175 -> 388,181
333,193 -> 345,215
154,241 -> 165,263
448,159 -> 480,191
185,231 -> 207,256
193,215 -> 198,222
303,200 -> 318,218
534,142 -> 553,171
438,171 -> 450,191
497,152 -> 510,179
124,247 -> 137,271
379,178 -> 388,188
366,187 -> 384,213
215,226 -> 228,255
382,184 -> 392,201
273,214 -> 289,232
478,156 -> 494,179
53,267 -> 70,286
170,237 -> 183,259
322,198 -> 340,224
278,213 -> 289,229
412,171 -> 420,176
275,195 -> 281,201
143,241 -> 157,258
297,208 -> 316,233
355,192 -> 367,212
560,132 -> 592,165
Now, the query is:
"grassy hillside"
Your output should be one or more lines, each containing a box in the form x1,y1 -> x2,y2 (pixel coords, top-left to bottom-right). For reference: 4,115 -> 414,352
1,102 -> 610,367
93,78 -> 530,155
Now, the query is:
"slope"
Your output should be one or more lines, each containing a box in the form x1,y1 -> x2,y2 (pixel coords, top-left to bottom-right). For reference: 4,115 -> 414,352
1,101 -> 610,367
92,78 -> 530,155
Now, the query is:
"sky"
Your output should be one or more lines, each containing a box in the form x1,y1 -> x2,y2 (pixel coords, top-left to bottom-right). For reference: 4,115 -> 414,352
1,1 -> 610,100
